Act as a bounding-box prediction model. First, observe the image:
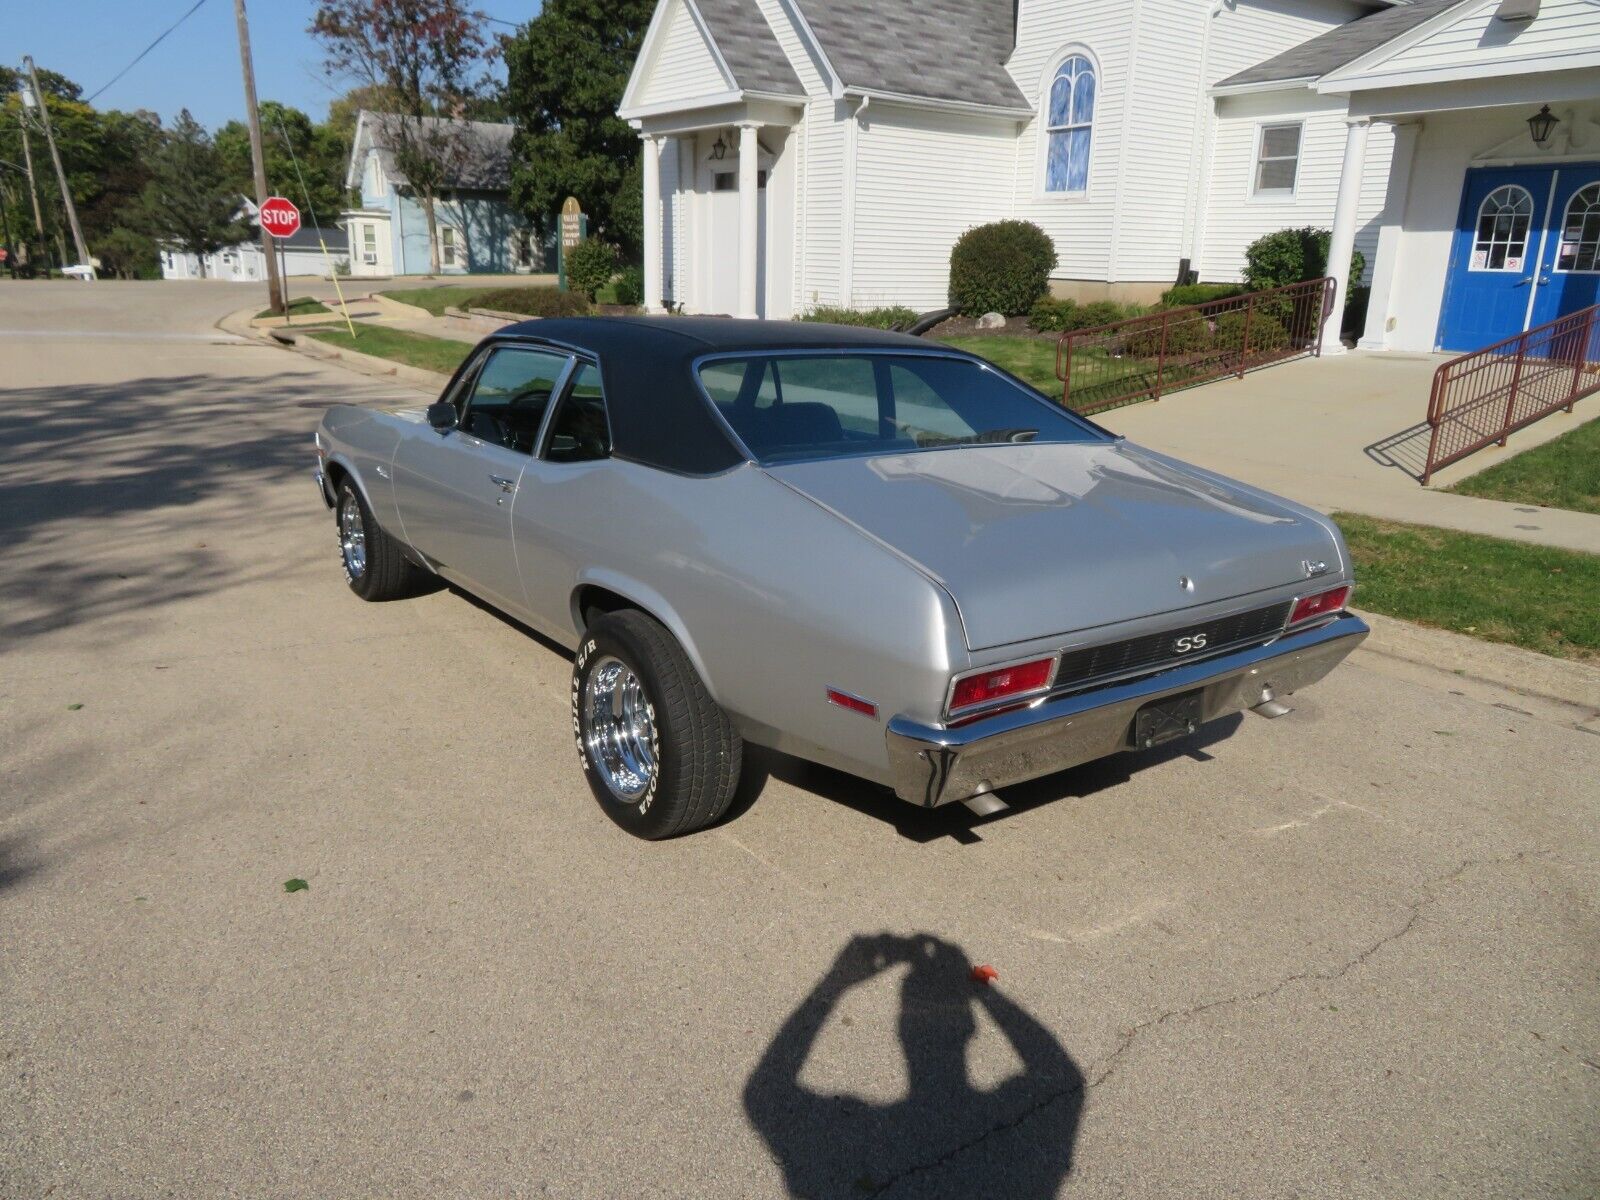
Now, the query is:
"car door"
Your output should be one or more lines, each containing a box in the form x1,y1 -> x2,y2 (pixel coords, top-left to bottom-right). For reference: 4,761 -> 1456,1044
511,359 -> 619,632
392,343 -> 574,614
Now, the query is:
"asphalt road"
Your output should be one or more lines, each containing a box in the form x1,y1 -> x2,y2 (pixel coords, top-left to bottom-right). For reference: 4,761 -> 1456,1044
2,280 -> 1597,1199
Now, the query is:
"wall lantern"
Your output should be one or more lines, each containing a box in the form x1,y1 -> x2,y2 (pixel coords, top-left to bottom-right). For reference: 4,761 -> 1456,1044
1527,105 -> 1559,146
710,134 -> 728,161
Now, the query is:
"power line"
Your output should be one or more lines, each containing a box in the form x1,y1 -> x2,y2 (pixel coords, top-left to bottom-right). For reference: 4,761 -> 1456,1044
84,0 -> 211,105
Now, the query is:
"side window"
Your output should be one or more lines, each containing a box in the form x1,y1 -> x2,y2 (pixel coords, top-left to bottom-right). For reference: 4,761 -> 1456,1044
543,363 -> 612,464
459,347 -> 571,456
1253,123 -> 1302,196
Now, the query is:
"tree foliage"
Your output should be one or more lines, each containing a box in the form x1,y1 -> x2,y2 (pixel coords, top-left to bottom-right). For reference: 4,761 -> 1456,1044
502,0 -> 654,259
311,0 -> 495,273
215,101 -> 351,225
137,111 -> 252,268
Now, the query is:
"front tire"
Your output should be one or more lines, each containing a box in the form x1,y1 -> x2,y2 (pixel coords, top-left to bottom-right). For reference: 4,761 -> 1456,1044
573,610 -> 743,839
336,479 -> 428,601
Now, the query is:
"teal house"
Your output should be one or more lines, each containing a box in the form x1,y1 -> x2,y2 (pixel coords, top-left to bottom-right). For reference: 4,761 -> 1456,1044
340,110 -> 549,278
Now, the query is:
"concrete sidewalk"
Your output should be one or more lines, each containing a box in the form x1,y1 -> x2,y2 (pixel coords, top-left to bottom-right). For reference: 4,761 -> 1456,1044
1097,351 -> 1600,555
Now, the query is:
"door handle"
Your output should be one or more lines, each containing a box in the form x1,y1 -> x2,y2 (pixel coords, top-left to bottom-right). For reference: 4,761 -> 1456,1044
1539,274 -> 1552,284
489,474 -> 516,493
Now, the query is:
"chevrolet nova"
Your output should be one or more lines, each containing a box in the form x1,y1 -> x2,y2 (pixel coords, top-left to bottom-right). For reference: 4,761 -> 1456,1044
315,317 -> 1367,838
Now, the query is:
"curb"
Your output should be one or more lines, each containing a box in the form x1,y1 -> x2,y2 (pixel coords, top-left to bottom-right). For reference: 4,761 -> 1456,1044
1353,607 -> 1600,716
270,328 -> 447,393
368,292 -> 433,320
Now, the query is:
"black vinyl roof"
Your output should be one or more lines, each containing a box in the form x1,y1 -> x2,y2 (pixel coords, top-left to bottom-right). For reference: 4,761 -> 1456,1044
490,317 -> 944,475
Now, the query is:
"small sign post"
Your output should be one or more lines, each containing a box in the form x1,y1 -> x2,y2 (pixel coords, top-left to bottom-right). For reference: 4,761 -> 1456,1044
556,196 -> 587,291
258,197 -> 302,320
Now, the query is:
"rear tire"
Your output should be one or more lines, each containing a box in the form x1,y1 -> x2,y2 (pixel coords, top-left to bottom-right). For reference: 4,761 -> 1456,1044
336,479 -> 428,601
572,610 -> 743,839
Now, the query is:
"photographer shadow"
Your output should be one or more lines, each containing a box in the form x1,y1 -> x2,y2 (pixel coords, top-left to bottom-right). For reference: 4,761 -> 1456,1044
745,934 -> 1083,1198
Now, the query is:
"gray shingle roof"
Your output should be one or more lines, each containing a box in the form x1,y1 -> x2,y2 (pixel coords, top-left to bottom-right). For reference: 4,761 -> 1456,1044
793,0 -> 1028,110
694,0 -> 804,94
362,112 -> 515,191
1216,0 -> 1465,88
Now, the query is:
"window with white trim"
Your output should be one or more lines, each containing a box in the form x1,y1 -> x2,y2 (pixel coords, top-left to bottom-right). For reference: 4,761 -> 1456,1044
440,226 -> 457,267
1471,184 -> 1533,271
361,223 -> 377,265
1253,123 -> 1302,195
1044,54 -> 1095,194
1556,183 -> 1600,273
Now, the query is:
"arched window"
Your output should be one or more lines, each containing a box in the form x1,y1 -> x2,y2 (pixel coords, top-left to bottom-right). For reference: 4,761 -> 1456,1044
1557,183 -> 1600,273
1471,184 -> 1533,271
1045,54 -> 1095,194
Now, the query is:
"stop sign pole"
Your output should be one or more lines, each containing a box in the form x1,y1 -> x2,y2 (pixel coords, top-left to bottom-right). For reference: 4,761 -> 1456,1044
259,198 -> 301,320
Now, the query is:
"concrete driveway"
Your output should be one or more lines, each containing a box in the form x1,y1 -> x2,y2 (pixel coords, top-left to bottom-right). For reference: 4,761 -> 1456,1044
2,281 -> 1597,1199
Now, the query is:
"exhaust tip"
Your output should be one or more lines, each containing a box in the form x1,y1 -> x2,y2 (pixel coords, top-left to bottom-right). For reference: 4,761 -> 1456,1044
962,791 -> 1008,817
1252,699 -> 1294,719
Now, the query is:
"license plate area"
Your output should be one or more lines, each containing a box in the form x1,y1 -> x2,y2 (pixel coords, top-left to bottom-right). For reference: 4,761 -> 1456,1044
1132,690 -> 1203,749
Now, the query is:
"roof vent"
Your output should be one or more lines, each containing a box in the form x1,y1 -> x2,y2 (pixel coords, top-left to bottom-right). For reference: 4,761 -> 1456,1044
1494,0 -> 1538,22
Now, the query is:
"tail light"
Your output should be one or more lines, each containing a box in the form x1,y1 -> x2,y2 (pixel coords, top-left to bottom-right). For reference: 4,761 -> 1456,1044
1289,584 -> 1351,627
948,656 -> 1056,717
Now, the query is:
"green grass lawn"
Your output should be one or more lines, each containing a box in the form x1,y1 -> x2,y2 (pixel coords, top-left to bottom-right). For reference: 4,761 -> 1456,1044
378,285 -> 502,316
1334,512 -> 1600,661
306,323 -> 470,375
937,335 -> 1063,395
256,296 -> 330,319
1445,415 -> 1600,515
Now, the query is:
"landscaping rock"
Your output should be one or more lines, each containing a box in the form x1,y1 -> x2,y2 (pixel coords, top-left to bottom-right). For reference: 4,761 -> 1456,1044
976,311 -> 1006,329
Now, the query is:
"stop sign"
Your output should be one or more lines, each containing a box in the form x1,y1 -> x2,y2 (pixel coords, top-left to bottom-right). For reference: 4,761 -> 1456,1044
259,196 -> 301,239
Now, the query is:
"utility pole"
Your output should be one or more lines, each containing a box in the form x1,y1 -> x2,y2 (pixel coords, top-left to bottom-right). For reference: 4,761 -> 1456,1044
232,0 -> 283,313
16,110 -> 50,277
22,57 -> 91,272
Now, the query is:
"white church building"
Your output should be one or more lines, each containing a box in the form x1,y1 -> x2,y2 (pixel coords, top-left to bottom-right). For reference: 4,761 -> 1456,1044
620,0 -> 1600,354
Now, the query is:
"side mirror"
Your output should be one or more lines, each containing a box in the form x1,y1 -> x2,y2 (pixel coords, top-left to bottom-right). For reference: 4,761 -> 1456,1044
426,401 -> 456,431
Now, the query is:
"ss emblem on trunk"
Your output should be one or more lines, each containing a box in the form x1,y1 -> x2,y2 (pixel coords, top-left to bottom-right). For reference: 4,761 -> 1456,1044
1174,633 -> 1208,654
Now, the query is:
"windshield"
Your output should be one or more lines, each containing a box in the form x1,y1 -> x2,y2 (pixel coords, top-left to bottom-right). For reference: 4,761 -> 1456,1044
698,353 -> 1104,465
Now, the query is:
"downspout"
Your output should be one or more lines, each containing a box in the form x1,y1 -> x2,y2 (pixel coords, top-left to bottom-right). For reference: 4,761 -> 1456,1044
840,94 -> 869,308
1185,0 -> 1233,281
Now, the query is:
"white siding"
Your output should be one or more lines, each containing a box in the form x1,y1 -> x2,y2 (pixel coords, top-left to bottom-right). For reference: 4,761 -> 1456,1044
1201,91 -> 1393,284
851,108 -> 1016,310
798,98 -> 846,308
637,0 -> 730,107
1348,0 -> 1600,84
1205,0 -> 1371,83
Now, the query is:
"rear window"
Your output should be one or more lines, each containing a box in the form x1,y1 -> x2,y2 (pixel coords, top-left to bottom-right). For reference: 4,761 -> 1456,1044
698,353 -> 1101,464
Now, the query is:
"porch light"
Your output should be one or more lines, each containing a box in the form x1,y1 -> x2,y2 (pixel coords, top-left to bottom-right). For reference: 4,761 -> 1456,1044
1527,105 -> 1559,146
710,134 -> 728,161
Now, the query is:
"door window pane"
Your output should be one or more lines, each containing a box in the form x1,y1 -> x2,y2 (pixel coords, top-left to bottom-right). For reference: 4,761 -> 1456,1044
1471,185 -> 1533,271
1557,183 -> 1600,273
543,363 -> 611,463
460,347 -> 571,455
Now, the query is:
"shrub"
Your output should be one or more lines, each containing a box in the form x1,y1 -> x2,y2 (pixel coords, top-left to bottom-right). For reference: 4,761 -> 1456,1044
1027,296 -> 1078,332
799,305 -> 920,329
948,220 -> 1057,317
1064,300 -> 1127,331
472,286 -> 591,318
1243,226 -> 1364,292
565,237 -> 619,300
613,265 -> 644,307
1160,282 -> 1245,308
1122,315 -> 1213,358
1213,310 -> 1289,354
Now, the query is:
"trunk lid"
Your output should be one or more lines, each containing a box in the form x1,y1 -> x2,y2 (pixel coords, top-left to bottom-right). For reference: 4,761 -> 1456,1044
766,440 -> 1340,650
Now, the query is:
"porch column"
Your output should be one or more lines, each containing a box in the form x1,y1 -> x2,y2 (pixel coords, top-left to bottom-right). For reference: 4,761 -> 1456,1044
1321,117 -> 1371,355
1358,121 -> 1421,351
737,122 -> 760,319
641,133 -> 664,313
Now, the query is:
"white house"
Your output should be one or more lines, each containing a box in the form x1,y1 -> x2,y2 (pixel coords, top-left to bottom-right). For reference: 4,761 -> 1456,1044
160,198 -> 349,281
619,0 -> 1600,355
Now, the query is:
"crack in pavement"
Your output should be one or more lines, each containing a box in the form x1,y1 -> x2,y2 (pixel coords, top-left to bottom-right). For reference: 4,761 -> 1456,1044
871,848 -> 1551,1196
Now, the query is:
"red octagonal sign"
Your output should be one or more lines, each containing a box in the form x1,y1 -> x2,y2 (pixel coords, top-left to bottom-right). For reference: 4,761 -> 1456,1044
259,196 -> 301,239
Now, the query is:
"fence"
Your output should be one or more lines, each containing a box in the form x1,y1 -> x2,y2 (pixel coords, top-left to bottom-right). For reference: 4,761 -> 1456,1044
1055,277 -> 1336,415
1421,304 -> 1600,485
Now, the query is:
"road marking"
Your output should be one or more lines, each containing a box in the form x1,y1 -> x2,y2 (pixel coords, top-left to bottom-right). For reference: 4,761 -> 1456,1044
1251,798 -> 1379,836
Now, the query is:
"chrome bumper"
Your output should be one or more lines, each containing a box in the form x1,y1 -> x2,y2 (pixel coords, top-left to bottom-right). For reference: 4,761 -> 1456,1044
314,467 -> 333,508
885,613 -> 1368,807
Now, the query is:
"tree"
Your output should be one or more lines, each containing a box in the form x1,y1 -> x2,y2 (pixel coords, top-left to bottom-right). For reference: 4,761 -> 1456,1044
216,102 -> 351,225
311,0 -> 494,274
137,111 -> 251,274
502,0 -> 654,260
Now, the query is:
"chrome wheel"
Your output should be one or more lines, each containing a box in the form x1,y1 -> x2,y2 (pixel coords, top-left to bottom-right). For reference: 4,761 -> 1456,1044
583,655 -> 657,802
338,492 -> 367,581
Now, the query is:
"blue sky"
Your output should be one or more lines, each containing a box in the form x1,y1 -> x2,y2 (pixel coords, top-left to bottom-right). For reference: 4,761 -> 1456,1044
15,0 -> 538,129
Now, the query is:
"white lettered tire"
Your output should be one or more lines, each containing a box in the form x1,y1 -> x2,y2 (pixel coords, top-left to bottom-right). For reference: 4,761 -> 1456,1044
572,610 -> 743,839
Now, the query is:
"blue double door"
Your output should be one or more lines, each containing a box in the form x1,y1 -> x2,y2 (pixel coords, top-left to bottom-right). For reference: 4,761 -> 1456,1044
1437,163 -> 1600,352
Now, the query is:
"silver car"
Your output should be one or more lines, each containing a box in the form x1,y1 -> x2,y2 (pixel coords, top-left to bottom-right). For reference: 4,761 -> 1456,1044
314,317 -> 1367,838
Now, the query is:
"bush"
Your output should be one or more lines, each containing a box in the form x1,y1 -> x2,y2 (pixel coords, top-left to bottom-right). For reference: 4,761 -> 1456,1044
613,265 -> 644,307
565,237 -> 619,300
799,305 -> 920,330
1160,282 -> 1245,308
1243,227 -> 1364,292
472,286 -> 591,318
1213,310 -> 1289,354
948,220 -> 1057,317
1027,296 -> 1078,332
1064,300 -> 1127,331
1123,315 -> 1213,358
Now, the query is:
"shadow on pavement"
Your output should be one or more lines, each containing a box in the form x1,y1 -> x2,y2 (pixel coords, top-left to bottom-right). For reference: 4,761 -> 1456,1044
1363,419 -> 1433,482
745,933 -> 1083,1198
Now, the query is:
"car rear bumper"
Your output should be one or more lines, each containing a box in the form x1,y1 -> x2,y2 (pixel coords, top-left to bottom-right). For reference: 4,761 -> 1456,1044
884,613 -> 1368,807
